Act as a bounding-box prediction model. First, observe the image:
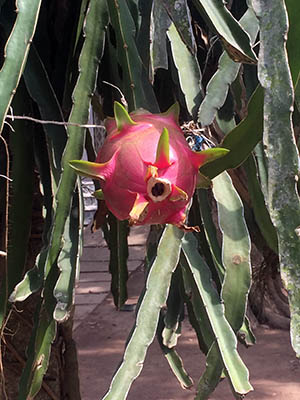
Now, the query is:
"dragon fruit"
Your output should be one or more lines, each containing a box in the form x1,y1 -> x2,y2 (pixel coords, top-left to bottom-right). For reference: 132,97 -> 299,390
69,102 -> 228,230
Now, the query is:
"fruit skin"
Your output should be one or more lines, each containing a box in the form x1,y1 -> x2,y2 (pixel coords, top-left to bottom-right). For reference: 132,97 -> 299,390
69,102 -> 228,229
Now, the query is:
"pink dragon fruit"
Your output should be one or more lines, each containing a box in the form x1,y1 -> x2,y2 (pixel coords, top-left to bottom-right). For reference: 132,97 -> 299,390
69,102 -> 228,230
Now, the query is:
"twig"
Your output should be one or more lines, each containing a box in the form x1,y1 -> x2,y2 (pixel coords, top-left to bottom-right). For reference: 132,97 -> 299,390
102,80 -> 128,109
5,114 -> 105,129
0,127 -> 10,400
0,174 -> 12,182
0,134 -> 9,300
11,306 -> 33,330
3,120 -> 15,132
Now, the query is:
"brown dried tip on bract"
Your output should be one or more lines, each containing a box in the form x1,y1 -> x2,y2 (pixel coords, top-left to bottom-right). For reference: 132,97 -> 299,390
176,223 -> 200,233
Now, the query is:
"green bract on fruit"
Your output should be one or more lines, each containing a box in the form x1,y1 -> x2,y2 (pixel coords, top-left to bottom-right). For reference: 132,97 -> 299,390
69,102 -> 228,230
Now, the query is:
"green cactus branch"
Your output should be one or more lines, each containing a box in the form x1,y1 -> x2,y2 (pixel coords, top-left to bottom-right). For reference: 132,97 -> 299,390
50,0 -> 108,321
157,312 -> 194,390
194,172 -> 252,398
244,155 -> 278,253
6,84 -> 35,301
191,0 -> 257,64
197,190 -> 224,280
181,233 -> 253,397
102,225 -> 184,399
17,0 -> 109,395
162,267 -> 184,348
151,0 -> 170,72
252,0 -> 300,355
24,44 -> 67,182
107,216 -> 129,309
167,23 -> 203,120
163,0 -> 196,54
0,0 -> 41,330
107,0 -> 158,112
0,0 -> 42,133
212,172 -> 251,333
3,0 -> 299,397
195,344 -> 223,400
200,85 -> 264,179
198,6 -> 259,126
136,0 -> 153,68
286,0 -> 300,84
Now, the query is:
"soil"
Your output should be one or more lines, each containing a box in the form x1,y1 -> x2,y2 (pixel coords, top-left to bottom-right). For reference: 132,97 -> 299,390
74,267 -> 300,400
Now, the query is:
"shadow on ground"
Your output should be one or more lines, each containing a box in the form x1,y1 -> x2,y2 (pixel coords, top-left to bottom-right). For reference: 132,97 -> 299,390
74,267 -> 300,400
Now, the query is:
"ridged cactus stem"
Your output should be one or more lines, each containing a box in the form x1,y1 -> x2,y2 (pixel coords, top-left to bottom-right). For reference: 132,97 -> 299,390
17,0 -> 109,396
0,0 -> 41,329
252,0 -> 300,355
0,0 -> 42,133
102,225 -> 184,399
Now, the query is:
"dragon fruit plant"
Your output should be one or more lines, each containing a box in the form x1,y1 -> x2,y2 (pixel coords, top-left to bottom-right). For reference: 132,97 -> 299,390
69,102 -> 228,230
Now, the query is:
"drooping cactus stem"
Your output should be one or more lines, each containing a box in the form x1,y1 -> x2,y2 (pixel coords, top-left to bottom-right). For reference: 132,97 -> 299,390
114,101 -> 136,131
155,127 -> 171,168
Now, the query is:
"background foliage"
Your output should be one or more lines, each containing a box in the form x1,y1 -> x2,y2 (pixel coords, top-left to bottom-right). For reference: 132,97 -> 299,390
0,0 -> 299,399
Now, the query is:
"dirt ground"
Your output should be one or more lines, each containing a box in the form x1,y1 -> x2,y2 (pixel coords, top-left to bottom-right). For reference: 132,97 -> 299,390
74,267 -> 300,400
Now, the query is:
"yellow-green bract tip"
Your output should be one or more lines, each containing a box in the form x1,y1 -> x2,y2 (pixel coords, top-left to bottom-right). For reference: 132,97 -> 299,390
191,148 -> 230,168
69,160 -> 101,179
155,127 -> 171,168
114,101 -> 136,131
